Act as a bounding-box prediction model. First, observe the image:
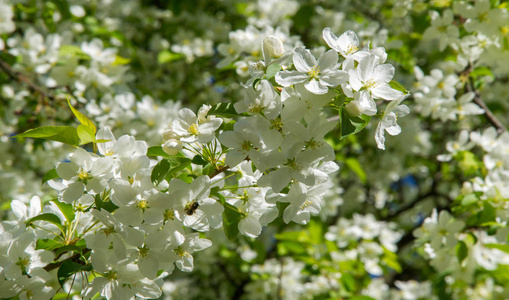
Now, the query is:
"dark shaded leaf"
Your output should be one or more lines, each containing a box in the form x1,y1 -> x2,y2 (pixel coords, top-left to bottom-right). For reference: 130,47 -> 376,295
222,203 -> 242,240
151,157 -> 192,185
339,107 -> 371,139
208,102 -> 248,118
57,260 -> 91,288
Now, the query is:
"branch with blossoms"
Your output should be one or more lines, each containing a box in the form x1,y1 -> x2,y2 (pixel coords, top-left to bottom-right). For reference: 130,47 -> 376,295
4,27 -> 410,299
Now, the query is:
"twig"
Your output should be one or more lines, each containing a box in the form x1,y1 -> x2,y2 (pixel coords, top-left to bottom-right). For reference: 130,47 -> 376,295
43,248 -> 91,272
208,165 -> 229,179
464,70 -> 506,135
471,89 -> 506,135
0,57 -> 59,102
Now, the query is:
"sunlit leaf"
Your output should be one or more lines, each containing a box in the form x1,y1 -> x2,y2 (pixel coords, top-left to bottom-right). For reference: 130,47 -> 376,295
13,126 -> 80,146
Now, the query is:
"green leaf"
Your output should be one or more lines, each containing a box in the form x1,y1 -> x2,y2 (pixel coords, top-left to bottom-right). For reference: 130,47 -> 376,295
456,240 -> 468,264
77,124 -> 96,145
308,220 -> 323,244
13,126 -> 80,146
339,107 -> 371,139
178,173 -> 194,183
345,157 -> 366,184
55,244 -> 86,257
252,78 -> 261,89
251,240 -> 267,264
152,159 -> 172,185
222,203 -> 243,240
57,260 -> 92,288
389,80 -> 409,94
59,45 -> 90,60
485,243 -> 509,253
208,102 -> 248,118
27,213 -> 64,231
94,193 -> 118,213
265,63 -> 281,80
43,2 -> 57,32
350,296 -> 375,300
291,3 -> 315,31
461,193 -> 479,206
275,231 -> 304,241
158,50 -> 185,64
67,99 -> 96,134
382,255 -> 402,273
42,168 -> 59,185
382,247 -> 402,273
151,157 -> 192,185
147,146 -> 171,157
51,200 -> 75,223
113,55 -> 130,65
192,155 -> 208,166
50,0 -> 71,19
456,151 -> 483,176
277,241 -> 306,255
36,239 -> 65,251
340,273 -> 356,292
470,66 -> 494,80
478,202 -> 497,225
220,120 -> 236,132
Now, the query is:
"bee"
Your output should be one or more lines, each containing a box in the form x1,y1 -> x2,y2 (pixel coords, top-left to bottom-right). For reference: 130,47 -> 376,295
185,201 -> 200,216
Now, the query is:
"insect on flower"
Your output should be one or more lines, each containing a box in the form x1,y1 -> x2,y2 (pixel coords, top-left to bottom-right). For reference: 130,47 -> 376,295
185,201 -> 200,216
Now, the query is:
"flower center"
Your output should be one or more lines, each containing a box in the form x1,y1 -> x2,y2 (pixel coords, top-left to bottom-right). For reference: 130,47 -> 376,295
346,45 -> 358,55
248,105 -> 263,114
286,158 -> 302,172
308,65 -> 320,80
174,246 -> 191,258
364,78 -> 378,90
136,199 -> 149,212
270,117 -> 284,132
188,124 -> 199,135
138,245 -> 150,258
300,200 -> 313,210
105,270 -> 118,281
164,209 -> 175,222
306,139 -> 321,150
100,225 -> 116,237
241,141 -> 252,151
78,169 -> 92,183
16,257 -> 30,269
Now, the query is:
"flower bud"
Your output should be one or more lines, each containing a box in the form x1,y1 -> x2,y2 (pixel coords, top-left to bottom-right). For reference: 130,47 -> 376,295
162,124 -> 179,141
345,100 -> 363,117
263,35 -> 284,59
198,104 -> 212,123
162,139 -> 182,156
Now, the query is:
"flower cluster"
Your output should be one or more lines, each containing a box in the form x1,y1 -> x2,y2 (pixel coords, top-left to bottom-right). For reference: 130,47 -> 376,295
0,23 -> 410,297
4,0 -> 509,299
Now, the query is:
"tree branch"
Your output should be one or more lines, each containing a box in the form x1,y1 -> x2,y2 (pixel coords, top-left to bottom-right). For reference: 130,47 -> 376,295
0,57 -> 59,102
465,71 -> 506,135
209,165 -> 229,179
471,89 -> 506,135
